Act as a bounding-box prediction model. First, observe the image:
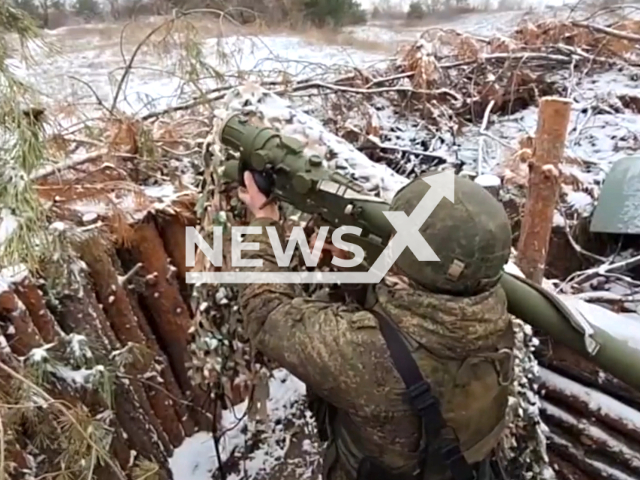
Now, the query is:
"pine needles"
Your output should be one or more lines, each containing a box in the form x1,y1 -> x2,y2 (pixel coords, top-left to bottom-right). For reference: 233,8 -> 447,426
0,2 -> 56,274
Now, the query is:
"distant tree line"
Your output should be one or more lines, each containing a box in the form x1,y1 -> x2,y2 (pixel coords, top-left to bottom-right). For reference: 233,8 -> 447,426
9,0 -> 368,29
370,0 -> 522,21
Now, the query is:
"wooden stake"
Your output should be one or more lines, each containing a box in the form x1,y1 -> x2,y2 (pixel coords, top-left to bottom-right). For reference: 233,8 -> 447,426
516,97 -> 572,284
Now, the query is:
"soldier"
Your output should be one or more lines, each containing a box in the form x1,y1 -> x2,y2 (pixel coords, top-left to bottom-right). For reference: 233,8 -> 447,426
236,170 -> 515,480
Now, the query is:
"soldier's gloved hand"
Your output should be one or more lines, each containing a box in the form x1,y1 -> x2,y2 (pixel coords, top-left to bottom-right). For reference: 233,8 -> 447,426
238,171 -> 280,221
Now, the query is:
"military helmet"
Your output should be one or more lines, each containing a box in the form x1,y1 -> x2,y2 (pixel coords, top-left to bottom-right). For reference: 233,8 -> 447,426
389,171 -> 512,296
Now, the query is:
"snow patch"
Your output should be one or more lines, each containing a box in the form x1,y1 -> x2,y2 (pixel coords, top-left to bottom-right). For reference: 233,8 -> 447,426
168,432 -> 219,480
0,209 -> 19,245
170,369 -> 306,480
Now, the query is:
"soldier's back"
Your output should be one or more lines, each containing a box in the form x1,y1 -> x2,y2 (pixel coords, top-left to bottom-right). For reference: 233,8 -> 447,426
325,280 -> 514,480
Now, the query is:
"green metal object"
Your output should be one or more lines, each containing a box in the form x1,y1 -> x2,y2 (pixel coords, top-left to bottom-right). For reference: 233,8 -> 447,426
218,114 -> 640,391
220,114 -> 394,261
590,155 -> 640,234
501,273 -> 640,391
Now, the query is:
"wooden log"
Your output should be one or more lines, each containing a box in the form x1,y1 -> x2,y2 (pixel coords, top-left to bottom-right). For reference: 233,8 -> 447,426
537,340 -> 640,411
52,268 -> 172,472
110,247 -> 197,438
549,453 -> 593,480
540,367 -> 640,446
0,291 -> 44,356
127,217 -> 213,431
13,278 -> 64,343
156,213 -> 194,311
79,236 -> 186,448
542,401 -> 640,478
0,337 -> 24,396
76,280 -> 175,455
516,96 -> 572,284
546,432 -> 637,480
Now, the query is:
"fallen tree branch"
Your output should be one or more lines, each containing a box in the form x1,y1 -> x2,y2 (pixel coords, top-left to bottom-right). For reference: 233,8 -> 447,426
571,20 -> 640,43
30,150 -> 108,182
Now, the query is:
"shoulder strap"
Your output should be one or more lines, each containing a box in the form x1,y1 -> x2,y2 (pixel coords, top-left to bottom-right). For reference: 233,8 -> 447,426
367,302 -> 477,480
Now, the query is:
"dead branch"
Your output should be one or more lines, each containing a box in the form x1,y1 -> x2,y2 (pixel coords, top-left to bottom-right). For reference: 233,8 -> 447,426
30,151 -> 108,182
118,262 -> 143,286
571,291 -> 640,303
571,21 -> 640,43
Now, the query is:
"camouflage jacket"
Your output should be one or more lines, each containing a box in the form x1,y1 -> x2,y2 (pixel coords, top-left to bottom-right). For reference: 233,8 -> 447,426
238,218 -> 515,480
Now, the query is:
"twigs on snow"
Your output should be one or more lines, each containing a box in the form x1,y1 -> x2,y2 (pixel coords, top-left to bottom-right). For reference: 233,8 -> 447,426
560,253 -> 640,291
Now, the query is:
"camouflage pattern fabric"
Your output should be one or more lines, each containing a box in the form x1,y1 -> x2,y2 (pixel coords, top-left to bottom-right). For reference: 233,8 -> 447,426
390,173 -> 512,297
238,218 -> 515,480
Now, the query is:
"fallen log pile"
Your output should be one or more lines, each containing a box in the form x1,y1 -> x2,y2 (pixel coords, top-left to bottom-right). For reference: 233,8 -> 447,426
539,340 -> 640,480
0,190 -> 215,478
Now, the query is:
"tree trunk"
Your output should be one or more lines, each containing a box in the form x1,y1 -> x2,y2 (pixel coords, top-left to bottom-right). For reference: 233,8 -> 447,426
52,265 -> 172,473
516,97 -> 572,284
127,217 -> 213,431
79,235 -> 186,448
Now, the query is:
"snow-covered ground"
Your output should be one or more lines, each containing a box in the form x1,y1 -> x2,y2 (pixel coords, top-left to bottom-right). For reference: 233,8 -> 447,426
11,26 -> 387,118
169,370 -> 318,480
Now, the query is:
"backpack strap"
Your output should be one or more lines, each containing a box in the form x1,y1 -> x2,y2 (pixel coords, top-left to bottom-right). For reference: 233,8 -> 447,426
366,299 -> 477,480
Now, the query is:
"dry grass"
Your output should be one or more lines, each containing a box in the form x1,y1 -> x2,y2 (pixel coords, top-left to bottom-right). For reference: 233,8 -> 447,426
45,14 -> 253,50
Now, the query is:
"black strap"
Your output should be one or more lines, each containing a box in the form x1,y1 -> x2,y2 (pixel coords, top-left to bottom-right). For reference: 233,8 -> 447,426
368,303 -> 477,480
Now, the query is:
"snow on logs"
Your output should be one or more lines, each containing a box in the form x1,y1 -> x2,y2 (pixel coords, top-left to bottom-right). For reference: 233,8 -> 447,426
539,352 -> 640,480
0,210 -> 215,479
126,217 -> 214,432
78,235 -> 187,447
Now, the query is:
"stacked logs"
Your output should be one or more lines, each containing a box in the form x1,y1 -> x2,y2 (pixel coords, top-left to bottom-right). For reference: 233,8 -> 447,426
4,202 -> 640,480
538,340 -> 640,480
0,211 -> 217,480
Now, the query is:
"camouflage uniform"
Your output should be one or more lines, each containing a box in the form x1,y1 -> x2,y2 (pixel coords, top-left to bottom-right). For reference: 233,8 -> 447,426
237,174 -> 515,480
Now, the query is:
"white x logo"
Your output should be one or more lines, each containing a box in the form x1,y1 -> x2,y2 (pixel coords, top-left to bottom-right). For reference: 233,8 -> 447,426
366,170 -> 455,282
